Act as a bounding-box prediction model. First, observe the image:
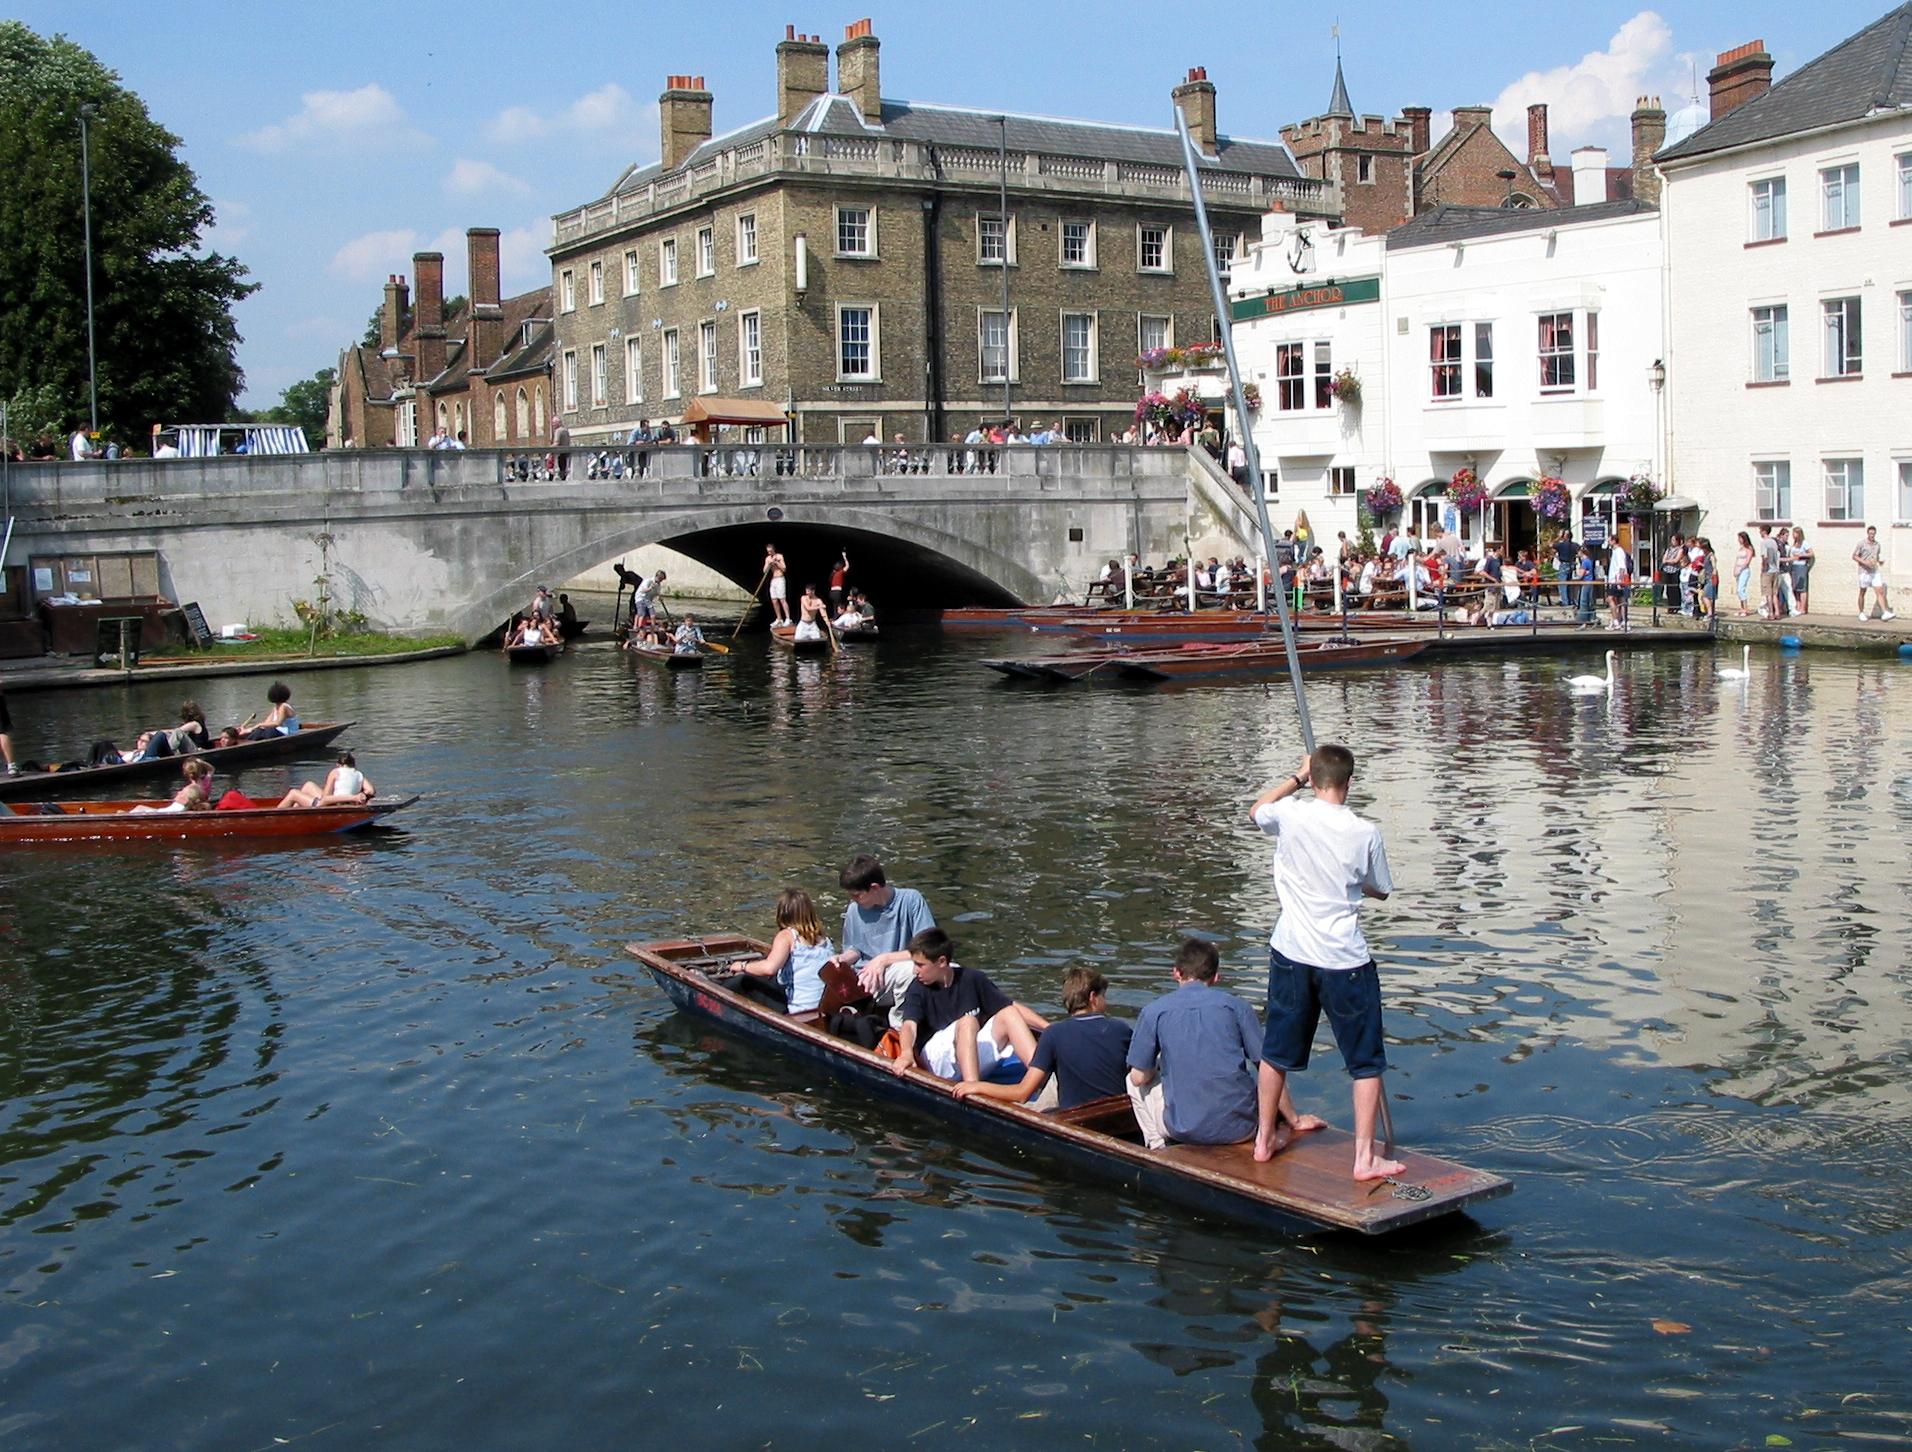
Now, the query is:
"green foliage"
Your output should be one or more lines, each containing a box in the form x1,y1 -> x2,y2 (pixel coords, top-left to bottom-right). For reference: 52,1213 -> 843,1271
0,23 -> 257,443
261,366 -> 334,442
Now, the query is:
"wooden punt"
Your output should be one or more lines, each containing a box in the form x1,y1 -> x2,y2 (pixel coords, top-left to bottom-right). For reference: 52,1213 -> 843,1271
626,640 -> 705,670
630,934 -> 1511,1236
983,636 -> 1428,684
1038,611 -> 1438,644
769,623 -> 833,656
558,617 -> 590,640
0,793 -> 419,844
506,640 -> 562,664
0,721 -> 354,801
834,623 -> 880,642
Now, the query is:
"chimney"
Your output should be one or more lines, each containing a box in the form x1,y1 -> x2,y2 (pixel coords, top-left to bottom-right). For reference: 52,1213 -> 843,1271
659,75 -> 713,171
1451,104 -> 1492,135
836,19 -> 881,123
380,274 -> 408,355
1400,106 -> 1432,156
1526,103 -> 1551,170
1629,97 -> 1666,205
1571,146 -> 1610,206
413,251 -> 446,382
777,25 -> 829,124
1708,40 -> 1774,121
466,228 -> 503,371
1172,66 -> 1218,157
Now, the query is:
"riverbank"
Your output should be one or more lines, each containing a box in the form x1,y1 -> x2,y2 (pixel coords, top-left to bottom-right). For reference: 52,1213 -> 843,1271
1657,608 -> 1912,651
0,643 -> 467,694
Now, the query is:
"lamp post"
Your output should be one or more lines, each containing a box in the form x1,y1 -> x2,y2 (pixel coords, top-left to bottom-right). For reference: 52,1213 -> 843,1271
79,103 -> 100,436
1647,357 -> 1668,623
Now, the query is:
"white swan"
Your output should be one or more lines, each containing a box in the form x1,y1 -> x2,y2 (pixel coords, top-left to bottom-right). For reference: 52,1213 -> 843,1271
1716,643 -> 1753,681
1567,650 -> 1617,693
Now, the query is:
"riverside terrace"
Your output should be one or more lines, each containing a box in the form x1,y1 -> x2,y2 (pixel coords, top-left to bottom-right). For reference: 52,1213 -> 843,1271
3,446 -> 1263,642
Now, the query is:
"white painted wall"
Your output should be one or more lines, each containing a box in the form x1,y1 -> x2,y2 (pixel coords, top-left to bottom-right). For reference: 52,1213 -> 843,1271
1662,112 -> 1912,607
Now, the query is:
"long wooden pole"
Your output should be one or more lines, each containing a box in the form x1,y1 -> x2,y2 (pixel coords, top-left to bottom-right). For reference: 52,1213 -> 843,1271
732,569 -> 769,639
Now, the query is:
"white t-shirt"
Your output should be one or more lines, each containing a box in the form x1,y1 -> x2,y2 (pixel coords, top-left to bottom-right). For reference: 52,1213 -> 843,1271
1606,546 -> 1633,585
1253,797 -> 1393,969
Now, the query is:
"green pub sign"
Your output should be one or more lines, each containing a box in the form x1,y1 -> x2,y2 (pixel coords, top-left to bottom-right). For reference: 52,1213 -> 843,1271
1230,275 -> 1381,323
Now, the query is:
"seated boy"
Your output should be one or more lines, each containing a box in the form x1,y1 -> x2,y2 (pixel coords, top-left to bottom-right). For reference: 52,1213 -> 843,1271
954,966 -> 1132,1111
890,928 -> 1048,1083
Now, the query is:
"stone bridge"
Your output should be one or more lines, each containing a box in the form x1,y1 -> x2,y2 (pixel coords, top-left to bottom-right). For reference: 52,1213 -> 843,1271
3,444 -> 1262,642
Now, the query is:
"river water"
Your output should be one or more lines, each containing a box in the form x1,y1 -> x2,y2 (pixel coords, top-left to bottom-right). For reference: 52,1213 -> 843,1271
1,623 -> 1907,1449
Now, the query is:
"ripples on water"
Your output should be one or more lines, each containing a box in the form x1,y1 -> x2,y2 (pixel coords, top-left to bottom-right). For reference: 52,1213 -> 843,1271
0,632 -> 1907,1447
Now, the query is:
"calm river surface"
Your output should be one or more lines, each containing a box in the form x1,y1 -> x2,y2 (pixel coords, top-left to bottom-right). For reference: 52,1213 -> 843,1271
1,623 -> 1908,1449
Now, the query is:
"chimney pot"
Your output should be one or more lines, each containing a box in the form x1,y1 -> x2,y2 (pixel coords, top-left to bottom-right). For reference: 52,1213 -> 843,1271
835,20 -> 882,123
659,73 -> 714,169
1173,65 -> 1220,157
1707,39 -> 1773,121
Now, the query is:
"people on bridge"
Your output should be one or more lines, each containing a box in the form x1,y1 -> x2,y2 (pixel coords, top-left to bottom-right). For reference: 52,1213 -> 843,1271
890,928 -> 1048,1084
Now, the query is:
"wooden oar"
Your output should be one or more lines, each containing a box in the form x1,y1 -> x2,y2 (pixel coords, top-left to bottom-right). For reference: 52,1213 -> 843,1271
822,604 -> 840,657
732,569 -> 770,639
698,638 -> 730,655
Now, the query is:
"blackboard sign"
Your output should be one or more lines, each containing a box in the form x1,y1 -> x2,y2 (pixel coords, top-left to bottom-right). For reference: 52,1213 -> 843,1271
181,601 -> 214,647
1582,519 -> 1609,546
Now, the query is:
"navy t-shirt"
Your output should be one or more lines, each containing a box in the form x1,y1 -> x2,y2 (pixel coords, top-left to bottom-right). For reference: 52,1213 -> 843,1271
899,963 -> 1012,1041
1030,1014 -> 1134,1109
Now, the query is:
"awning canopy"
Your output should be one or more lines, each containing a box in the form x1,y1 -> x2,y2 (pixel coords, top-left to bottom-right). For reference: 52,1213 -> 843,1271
1654,495 -> 1700,511
680,398 -> 791,429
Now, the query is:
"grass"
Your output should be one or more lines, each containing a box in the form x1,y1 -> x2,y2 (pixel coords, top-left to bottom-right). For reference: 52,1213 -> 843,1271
147,628 -> 467,661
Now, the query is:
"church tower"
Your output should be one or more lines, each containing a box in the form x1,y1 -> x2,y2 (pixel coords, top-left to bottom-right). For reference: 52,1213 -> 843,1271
1280,49 -> 1419,235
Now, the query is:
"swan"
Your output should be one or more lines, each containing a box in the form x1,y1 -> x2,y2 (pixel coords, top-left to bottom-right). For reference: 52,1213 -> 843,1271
1567,650 -> 1617,693
1716,643 -> 1753,681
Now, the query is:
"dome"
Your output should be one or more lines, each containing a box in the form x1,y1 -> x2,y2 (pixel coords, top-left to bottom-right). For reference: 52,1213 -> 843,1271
1663,98 -> 1709,148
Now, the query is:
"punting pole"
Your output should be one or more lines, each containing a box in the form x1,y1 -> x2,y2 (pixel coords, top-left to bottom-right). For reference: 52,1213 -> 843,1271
1174,111 -> 1315,754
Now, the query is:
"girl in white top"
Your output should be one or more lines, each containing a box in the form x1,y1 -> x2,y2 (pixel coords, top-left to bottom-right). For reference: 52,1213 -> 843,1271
736,888 -> 837,1014
278,751 -> 375,808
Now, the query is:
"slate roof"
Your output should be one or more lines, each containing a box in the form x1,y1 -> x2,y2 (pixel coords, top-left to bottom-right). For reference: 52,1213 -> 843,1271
1386,199 -> 1655,250
487,320 -> 555,382
1657,3 -> 1912,162
607,93 -> 1301,200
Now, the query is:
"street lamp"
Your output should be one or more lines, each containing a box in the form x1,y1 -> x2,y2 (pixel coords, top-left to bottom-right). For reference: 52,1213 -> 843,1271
79,103 -> 99,435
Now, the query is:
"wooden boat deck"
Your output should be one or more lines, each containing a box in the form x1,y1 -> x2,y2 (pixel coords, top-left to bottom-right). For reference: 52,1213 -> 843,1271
0,793 -> 418,843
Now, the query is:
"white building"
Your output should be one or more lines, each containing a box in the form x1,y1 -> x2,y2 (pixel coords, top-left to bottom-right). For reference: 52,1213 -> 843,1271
1658,9 -> 1912,608
1224,198 -> 1667,564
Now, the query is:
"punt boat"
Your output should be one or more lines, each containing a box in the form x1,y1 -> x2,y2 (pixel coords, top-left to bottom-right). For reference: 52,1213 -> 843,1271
0,722 -> 353,801
559,617 -> 591,641
0,793 -> 419,844
769,623 -> 833,656
626,640 -> 705,670
506,640 -> 563,664
630,934 -> 1511,1236
982,636 -> 1427,684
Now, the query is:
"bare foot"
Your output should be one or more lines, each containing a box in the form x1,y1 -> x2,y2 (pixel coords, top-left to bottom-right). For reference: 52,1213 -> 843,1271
1352,1155 -> 1405,1182
1251,1125 -> 1292,1163
1290,1113 -> 1328,1134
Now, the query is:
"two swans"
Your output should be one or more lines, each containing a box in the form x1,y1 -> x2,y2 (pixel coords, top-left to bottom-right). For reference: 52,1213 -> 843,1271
1717,644 -> 1753,681
1567,650 -> 1617,693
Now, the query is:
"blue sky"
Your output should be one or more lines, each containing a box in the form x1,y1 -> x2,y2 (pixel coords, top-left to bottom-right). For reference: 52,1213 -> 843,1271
13,1 -> 1869,409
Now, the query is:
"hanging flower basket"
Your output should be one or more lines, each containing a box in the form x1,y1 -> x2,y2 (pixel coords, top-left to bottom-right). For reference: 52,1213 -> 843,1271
1620,472 -> 1663,511
1532,474 -> 1572,523
1450,466 -> 1486,514
1363,476 -> 1402,520
1241,381 -> 1262,413
1134,389 -> 1206,432
1330,368 -> 1362,405
1135,342 -> 1226,372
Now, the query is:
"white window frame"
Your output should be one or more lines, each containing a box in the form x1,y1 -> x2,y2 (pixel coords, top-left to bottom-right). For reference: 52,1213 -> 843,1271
1821,163 -> 1861,232
1137,223 -> 1172,274
588,260 -> 604,306
835,206 -> 876,259
1474,321 -> 1495,398
1060,310 -> 1097,384
1749,175 -> 1787,242
1276,342 -> 1306,411
1897,458 -> 1912,523
1328,465 -> 1357,496
659,238 -> 679,287
695,225 -> 715,278
623,249 -> 641,296
1752,304 -> 1789,383
560,348 -> 578,410
1138,313 -> 1172,356
736,212 -> 759,266
1538,311 -> 1576,393
978,307 -> 1018,384
697,319 -> 718,393
739,310 -> 763,387
1060,219 -> 1096,269
1900,153 -> 1912,221
1823,457 -> 1864,521
1823,296 -> 1863,378
1212,231 -> 1238,279
1311,340 -> 1333,409
977,212 -> 1016,267
1429,324 -> 1462,400
661,327 -> 680,398
625,336 -> 643,405
589,342 -> 607,406
1753,459 -> 1791,520
1900,289 -> 1912,374
559,269 -> 576,313
836,302 -> 880,381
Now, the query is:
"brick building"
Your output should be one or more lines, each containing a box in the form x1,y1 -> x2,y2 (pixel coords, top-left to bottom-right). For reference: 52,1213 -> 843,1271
547,20 -> 1335,445
330,227 -> 554,450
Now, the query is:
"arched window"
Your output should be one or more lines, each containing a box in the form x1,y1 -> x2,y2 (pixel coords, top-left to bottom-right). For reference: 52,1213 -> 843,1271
436,402 -> 449,433
515,387 -> 530,438
493,392 -> 507,440
534,385 -> 546,437
453,402 -> 464,436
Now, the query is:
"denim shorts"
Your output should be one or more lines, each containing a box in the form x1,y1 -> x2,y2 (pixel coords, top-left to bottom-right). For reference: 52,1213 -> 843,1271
1260,948 -> 1387,1079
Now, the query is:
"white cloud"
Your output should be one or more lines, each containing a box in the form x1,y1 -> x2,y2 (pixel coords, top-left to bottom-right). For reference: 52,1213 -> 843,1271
444,158 -> 531,198
1488,11 -> 1683,157
485,84 -> 646,145
328,228 -> 420,280
499,225 -> 552,293
241,84 -> 429,152
202,198 -> 251,253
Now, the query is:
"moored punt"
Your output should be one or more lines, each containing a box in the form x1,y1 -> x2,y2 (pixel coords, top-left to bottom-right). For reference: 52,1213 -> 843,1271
0,722 -> 354,801
768,623 -> 833,656
626,640 -> 705,670
1038,611 -> 1436,644
558,618 -> 591,641
834,623 -> 880,642
983,636 -> 1427,684
630,935 -> 1511,1236
506,641 -> 563,664
0,793 -> 419,844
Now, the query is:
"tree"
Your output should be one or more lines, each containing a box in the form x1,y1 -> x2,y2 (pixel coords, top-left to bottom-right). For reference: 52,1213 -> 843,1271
262,366 -> 334,443
0,23 -> 256,446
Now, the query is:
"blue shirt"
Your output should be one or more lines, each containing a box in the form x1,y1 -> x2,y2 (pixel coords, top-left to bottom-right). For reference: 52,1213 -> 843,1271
840,885 -> 934,963
1031,1014 -> 1133,1109
1126,980 -> 1261,1145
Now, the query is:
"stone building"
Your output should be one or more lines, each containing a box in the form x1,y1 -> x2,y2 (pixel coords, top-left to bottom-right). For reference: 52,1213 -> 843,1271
547,20 -> 1334,445
330,227 -> 553,450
